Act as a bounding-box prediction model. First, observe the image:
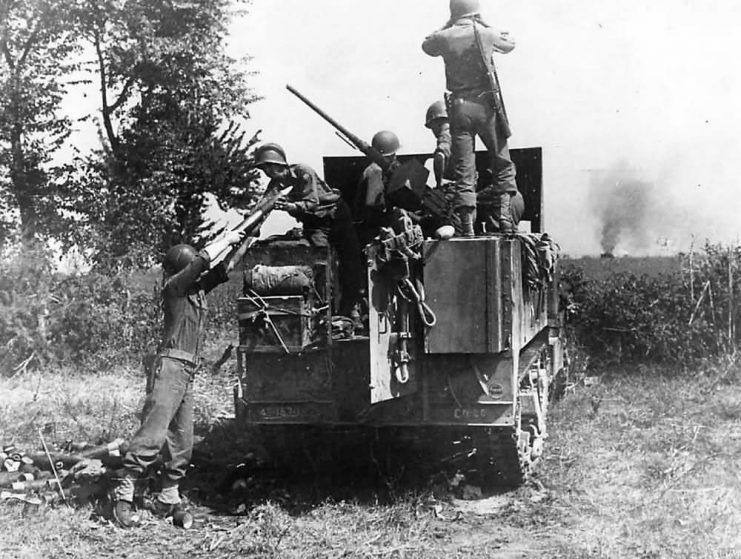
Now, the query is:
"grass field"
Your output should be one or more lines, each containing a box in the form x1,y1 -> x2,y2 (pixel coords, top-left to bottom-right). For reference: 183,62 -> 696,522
2,251 -> 738,558
1,356 -> 739,558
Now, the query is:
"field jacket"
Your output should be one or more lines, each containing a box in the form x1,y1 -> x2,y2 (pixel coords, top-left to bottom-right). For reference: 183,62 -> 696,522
422,16 -> 515,97
159,251 -> 228,364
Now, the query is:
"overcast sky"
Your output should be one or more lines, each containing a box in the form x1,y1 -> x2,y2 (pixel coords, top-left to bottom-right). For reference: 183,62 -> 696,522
228,0 -> 741,256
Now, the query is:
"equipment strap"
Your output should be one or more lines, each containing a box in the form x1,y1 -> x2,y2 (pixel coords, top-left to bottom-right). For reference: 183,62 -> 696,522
473,20 -> 511,138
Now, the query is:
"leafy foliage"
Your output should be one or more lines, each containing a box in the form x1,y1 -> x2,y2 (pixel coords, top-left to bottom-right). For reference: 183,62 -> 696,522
563,243 -> 740,368
0,248 -> 160,374
57,0 -> 263,269
1,0 -> 262,266
0,0 -> 81,246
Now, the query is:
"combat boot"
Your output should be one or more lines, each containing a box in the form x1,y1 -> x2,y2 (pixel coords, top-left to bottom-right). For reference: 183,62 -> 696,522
497,193 -> 514,235
111,470 -> 140,528
112,499 -> 140,528
152,499 -> 193,529
456,206 -> 476,238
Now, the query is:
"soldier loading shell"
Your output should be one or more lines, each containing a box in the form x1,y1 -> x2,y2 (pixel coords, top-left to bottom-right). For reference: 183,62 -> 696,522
253,142 -> 363,319
112,231 -> 250,528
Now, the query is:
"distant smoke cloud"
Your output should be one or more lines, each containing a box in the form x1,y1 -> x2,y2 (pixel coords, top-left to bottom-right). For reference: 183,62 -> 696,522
589,162 -> 657,255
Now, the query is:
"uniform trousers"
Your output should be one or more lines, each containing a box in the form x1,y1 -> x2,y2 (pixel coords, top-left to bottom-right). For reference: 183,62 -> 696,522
122,356 -> 194,488
450,94 -> 517,209
301,200 -> 364,316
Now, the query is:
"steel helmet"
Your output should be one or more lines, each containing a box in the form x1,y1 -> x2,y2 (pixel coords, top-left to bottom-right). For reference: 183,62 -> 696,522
163,244 -> 197,274
449,0 -> 480,19
371,130 -> 400,156
425,100 -> 448,128
254,142 -> 288,167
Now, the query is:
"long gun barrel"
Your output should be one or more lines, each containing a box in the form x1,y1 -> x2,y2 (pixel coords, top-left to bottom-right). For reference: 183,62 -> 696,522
286,85 -> 391,172
286,84 -> 458,230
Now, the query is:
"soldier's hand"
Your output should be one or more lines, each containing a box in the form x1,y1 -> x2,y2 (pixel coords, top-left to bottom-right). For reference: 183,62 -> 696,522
275,199 -> 297,213
224,230 -> 243,245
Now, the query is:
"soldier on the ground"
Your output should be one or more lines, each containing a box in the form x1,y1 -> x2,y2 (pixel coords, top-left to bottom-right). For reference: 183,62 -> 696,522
422,0 -> 520,236
112,232 -> 248,528
254,142 -> 363,318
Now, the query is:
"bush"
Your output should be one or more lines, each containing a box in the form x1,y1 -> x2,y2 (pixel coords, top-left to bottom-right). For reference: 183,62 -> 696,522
0,248 -> 245,375
0,251 -> 160,374
563,243 -> 740,368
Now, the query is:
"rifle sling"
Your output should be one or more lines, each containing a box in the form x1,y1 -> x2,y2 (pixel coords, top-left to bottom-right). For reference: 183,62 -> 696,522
472,20 -> 511,134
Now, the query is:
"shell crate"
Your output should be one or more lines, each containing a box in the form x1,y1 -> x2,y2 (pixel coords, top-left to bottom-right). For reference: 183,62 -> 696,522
237,295 -> 312,353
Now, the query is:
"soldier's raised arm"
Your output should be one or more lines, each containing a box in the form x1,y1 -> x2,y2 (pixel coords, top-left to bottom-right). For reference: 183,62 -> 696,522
490,28 -> 516,54
422,31 -> 443,57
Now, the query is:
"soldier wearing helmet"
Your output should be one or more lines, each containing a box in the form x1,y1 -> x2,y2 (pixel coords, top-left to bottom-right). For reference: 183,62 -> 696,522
254,142 -> 363,318
422,0 -> 520,236
425,100 -> 453,189
354,130 -> 403,246
112,230 -> 248,528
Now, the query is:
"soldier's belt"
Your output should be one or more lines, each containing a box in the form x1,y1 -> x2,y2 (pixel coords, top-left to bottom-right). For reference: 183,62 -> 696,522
159,348 -> 197,365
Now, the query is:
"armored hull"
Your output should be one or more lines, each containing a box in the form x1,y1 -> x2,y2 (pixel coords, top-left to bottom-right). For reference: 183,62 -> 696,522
234,148 -> 565,486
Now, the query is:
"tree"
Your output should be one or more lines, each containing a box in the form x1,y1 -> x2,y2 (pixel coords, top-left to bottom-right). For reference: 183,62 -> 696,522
62,0 -> 263,269
0,0 -> 79,247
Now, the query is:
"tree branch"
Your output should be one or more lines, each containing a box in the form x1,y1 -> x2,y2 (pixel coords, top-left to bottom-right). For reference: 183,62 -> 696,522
108,76 -> 136,113
92,26 -> 119,154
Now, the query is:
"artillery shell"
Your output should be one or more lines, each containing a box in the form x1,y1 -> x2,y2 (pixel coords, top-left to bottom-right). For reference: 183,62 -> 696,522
0,471 -> 23,486
11,479 -> 51,491
172,510 -> 193,529
80,439 -> 126,460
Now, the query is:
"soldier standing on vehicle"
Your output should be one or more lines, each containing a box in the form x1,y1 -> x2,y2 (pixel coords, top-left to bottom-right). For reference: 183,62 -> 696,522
254,142 -> 363,318
425,100 -> 454,189
353,130 -> 402,247
422,0 -> 519,236
112,232 -> 248,528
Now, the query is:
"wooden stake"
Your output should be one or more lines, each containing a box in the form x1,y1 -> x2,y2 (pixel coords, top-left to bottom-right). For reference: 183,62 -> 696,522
38,429 -> 67,506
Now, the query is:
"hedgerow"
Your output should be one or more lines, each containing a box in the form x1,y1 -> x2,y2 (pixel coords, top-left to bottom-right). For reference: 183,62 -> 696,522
0,250 -> 160,374
562,243 -> 740,368
2,243 -> 738,375
0,247 -> 244,376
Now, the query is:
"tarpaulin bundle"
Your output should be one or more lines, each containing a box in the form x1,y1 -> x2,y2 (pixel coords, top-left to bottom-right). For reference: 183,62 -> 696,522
516,233 -> 560,290
243,264 -> 314,296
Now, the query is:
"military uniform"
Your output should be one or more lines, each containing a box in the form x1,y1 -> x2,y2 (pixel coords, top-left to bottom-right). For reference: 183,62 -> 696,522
118,251 -> 228,504
422,15 -> 517,214
354,161 -> 394,247
267,163 -> 363,316
433,121 -> 454,185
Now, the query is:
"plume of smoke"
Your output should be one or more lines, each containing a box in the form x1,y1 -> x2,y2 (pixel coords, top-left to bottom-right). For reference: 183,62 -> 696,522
588,161 -> 655,255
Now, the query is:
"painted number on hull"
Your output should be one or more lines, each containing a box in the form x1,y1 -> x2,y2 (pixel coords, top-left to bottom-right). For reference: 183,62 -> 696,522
454,408 -> 488,420
257,406 -> 300,420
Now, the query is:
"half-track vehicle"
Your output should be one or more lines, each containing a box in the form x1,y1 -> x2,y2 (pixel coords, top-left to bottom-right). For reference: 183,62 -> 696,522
233,142 -> 565,487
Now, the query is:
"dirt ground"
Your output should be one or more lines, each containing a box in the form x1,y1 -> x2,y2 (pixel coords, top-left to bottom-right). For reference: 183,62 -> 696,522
1,362 -> 740,558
